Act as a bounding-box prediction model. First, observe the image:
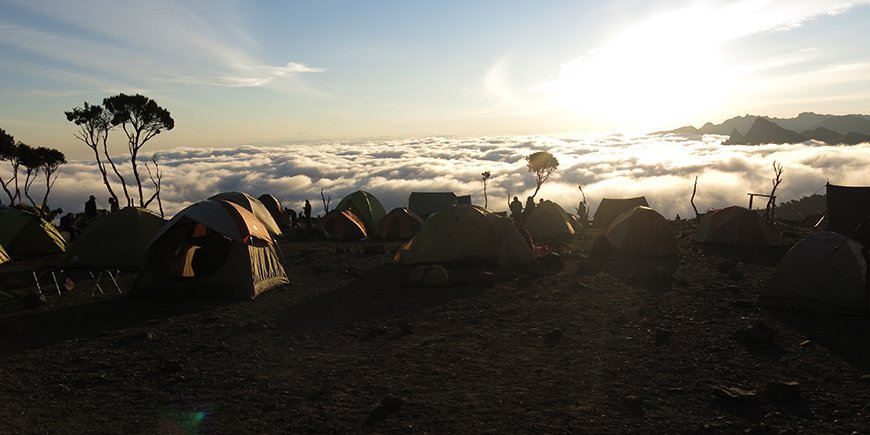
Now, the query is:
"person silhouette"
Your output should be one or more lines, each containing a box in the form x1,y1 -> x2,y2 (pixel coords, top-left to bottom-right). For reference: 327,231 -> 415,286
303,200 -> 312,229
84,195 -> 97,219
509,196 -> 523,219
108,197 -> 119,212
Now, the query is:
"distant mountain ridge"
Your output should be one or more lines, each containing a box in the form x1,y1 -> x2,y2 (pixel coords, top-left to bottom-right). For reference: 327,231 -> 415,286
655,112 -> 870,145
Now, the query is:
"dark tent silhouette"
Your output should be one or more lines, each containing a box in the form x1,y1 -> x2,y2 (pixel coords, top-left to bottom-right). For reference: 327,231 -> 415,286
58,207 -> 167,268
335,190 -> 386,233
320,209 -> 367,240
258,193 -> 287,229
375,207 -> 424,240
409,192 -> 458,219
693,206 -> 780,247
0,208 -> 66,258
606,206 -> 678,256
826,183 -> 870,245
763,232 -> 868,312
593,197 -> 650,228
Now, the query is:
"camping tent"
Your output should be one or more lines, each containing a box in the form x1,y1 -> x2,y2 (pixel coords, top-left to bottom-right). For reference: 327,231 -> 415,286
693,206 -> 780,247
208,191 -> 282,236
0,244 -> 10,265
395,205 -> 536,268
408,192 -> 458,219
257,194 -> 287,229
375,207 -> 424,240
320,209 -> 368,240
335,190 -> 386,233
130,200 -> 288,299
593,197 -> 650,228
524,200 -> 576,241
0,208 -> 66,257
762,231 -> 868,312
606,206 -> 678,256
58,207 -> 167,268
826,183 -> 870,245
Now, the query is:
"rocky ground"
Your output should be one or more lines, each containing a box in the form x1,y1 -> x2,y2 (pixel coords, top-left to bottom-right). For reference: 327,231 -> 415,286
1,220 -> 869,433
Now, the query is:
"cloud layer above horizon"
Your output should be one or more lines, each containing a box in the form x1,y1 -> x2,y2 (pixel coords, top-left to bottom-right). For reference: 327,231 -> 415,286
25,133 -> 870,221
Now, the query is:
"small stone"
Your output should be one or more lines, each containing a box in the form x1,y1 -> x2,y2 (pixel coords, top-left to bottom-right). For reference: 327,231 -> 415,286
623,395 -> 644,409
711,386 -> 757,403
655,328 -> 672,346
736,322 -> 776,344
764,381 -> 802,401
381,396 -> 403,409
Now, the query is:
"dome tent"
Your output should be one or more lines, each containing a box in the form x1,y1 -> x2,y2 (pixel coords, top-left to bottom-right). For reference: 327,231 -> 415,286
694,206 -> 780,247
208,191 -> 282,236
130,200 -> 288,300
395,205 -> 536,268
257,193 -> 287,229
524,200 -> 576,241
0,208 -> 65,258
320,209 -> 368,240
59,207 -> 167,268
335,190 -> 386,234
375,207 -> 424,240
593,197 -> 649,228
606,206 -> 678,257
763,232 -> 869,312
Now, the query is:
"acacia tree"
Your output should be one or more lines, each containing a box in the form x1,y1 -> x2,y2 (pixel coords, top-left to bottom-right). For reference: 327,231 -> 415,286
103,93 -> 174,207
526,151 -> 559,200
37,147 -> 66,211
0,128 -> 19,203
19,143 -> 43,208
65,103 -> 126,205
481,171 -> 491,209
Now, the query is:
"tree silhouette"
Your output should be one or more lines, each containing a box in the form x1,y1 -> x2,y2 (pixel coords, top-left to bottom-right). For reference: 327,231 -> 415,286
0,128 -> 19,204
37,147 -> 66,212
65,103 -> 126,205
19,143 -> 43,208
526,151 -> 559,200
103,93 -> 174,207
481,171 -> 491,209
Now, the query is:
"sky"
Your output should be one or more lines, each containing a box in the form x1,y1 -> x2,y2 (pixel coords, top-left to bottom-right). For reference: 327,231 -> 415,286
2,0 -> 870,158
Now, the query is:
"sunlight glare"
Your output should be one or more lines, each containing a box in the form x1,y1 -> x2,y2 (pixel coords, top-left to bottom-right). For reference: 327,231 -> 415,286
539,7 -> 740,130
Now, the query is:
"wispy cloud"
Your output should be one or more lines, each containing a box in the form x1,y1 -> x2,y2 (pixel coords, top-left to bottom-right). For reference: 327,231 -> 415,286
0,1 -> 325,91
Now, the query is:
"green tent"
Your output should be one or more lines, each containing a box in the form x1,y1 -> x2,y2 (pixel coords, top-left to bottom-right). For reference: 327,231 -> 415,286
525,200 -> 576,241
58,207 -> 167,269
0,208 -> 66,258
335,190 -> 386,233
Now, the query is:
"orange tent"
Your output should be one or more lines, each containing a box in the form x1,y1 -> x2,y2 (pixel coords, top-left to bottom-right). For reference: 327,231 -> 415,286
375,207 -> 424,240
606,206 -> 678,256
693,206 -> 780,246
320,209 -> 367,240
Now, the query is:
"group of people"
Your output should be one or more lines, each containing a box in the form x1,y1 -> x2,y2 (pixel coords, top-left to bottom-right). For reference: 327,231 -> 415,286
57,195 -> 122,241
509,195 -> 545,223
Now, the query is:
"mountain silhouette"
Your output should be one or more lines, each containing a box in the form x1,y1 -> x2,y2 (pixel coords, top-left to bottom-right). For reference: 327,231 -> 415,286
656,112 -> 870,145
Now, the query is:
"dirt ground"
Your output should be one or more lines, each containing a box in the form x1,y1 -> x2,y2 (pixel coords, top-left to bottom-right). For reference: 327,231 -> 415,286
1,221 -> 869,434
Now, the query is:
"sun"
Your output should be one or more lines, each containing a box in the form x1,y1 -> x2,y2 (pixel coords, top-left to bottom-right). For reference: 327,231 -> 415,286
539,7 -> 739,131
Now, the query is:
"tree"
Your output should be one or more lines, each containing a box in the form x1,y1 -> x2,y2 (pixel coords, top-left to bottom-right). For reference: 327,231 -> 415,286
19,143 -> 43,209
37,147 -> 66,212
103,93 -> 174,207
145,154 -> 164,217
481,171 -> 491,209
763,161 -> 784,220
65,102 -> 125,205
526,151 -> 559,200
0,128 -> 20,204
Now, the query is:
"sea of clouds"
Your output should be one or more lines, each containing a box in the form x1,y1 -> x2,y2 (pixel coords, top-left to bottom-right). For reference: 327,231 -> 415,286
22,133 -> 870,221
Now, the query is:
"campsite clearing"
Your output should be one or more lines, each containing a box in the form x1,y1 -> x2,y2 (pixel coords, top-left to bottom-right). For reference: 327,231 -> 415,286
0,221 -> 869,433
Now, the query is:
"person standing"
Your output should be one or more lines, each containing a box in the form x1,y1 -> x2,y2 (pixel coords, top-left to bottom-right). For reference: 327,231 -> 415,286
108,197 -> 119,212
303,199 -> 312,229
509,196 -> 523,220
85,195 -> 97,219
